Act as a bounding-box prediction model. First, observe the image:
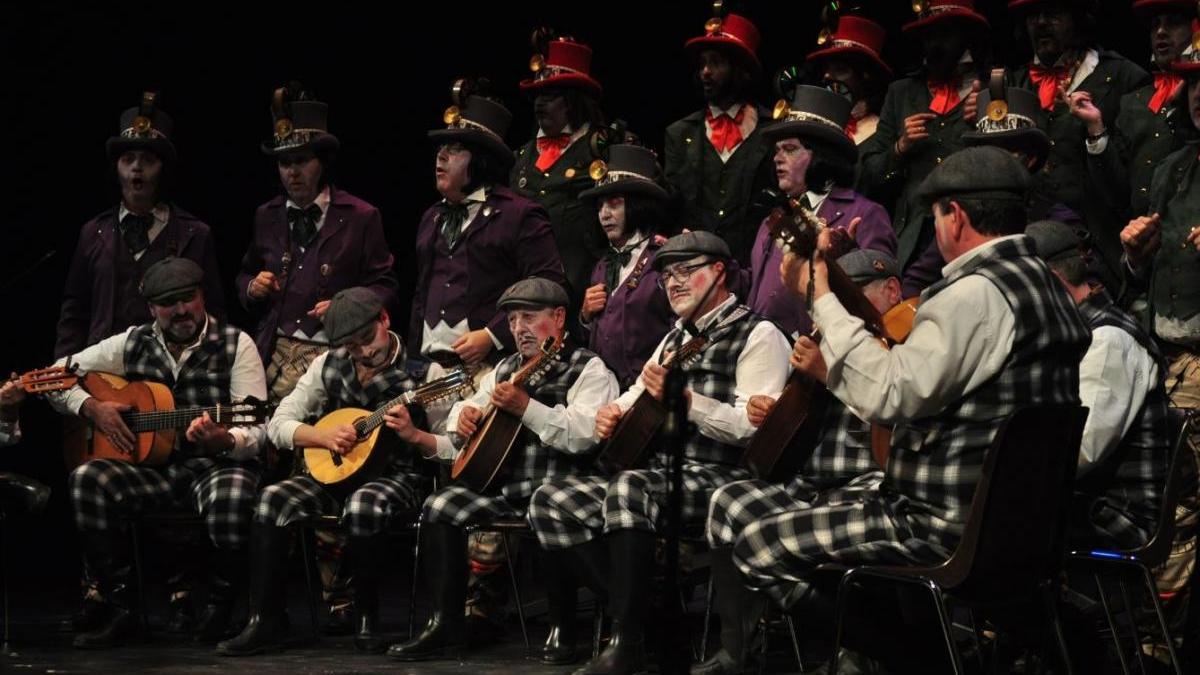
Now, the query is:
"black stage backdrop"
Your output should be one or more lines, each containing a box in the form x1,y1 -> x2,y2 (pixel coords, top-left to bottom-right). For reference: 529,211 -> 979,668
0,0 -> 1141,583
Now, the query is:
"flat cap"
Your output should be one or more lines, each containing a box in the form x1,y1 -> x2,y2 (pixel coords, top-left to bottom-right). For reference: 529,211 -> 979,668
323,287 -> 383,345
837,249 -> 901,285
1025,220 -> 1083,263
140,257 -> 204,303
497,277 -> 570,311
652,231 -> 732,271
915,146 -> 1030,206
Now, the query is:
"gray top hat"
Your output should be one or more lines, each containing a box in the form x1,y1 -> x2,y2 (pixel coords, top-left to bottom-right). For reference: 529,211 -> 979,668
579,144 -> 669,202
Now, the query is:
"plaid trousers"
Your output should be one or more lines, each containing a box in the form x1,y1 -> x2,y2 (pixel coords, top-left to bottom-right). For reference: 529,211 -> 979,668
528,462 -> 749,550
421,485 -> 526,528
69,457 -> 260,549
255,473 -> 425,537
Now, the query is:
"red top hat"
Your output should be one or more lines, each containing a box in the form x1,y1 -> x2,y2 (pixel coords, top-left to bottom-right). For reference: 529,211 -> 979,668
903,0 -> 990,33
807,15 -> 892,78
684,13 -> 762,75
519,38 -> 603,98
1132,0 -> 1197,21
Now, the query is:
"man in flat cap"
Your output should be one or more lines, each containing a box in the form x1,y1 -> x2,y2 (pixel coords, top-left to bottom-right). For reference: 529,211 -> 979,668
388,277 -> 617,663
1027,220 -> 1169,550
218,288 -> 438,656
733,147 -> 1089,671
47,257 -> 267,648
527,231 -> 790,673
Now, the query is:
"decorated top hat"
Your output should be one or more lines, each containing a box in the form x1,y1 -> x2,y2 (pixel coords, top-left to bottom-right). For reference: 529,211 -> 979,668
962,78 -> 1051,173
106,92 -> 177,164
684,12 -> 762,76
807,15 -> 892,79
579,144 -> 669,202
761,85 -> 856,162
520,37 -> 603,98
903,0 -> 990,34
1132,0 -> 1197,20
261,84 -> 340,156
427,93 -> 515,168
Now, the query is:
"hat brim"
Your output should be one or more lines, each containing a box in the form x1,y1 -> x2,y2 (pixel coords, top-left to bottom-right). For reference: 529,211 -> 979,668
260,133 -> 340,156
579,179 -> 669,202
806,46 -> 893,78
652,249 -> 729,272
684,37 -> 762,77
143,282 -> 201,304
962,128 -> 1051,173
519,74 -> 603,98
1132,0 -> 1196,20
759,121 -> 857,162
902,10 -> 990,33
1173,61 -> 1200,76
106,137 -> 177,164
427,128 -> 515,168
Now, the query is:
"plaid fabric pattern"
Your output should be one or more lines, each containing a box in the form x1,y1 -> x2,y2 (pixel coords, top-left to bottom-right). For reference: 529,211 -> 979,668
123,315 -> 239,408
254,473 -> 425,537
800,399 -> 878,492
69,457 -> 259,549
266,335 -> 327,403
421,486 -> 526,527
321,341 -> 419,473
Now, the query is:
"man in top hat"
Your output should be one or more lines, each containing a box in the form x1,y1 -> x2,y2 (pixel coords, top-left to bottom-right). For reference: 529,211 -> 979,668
527,231 -> 791,673
237,84 -> 399,404
577,143 -> 675,388
1026,220 -> 1169,550
48,257 -> 268,648
217,288 -> 437,656
748,84 -> 895,338
511,37 -> 609,317
57,92 -> 226,359
731,147 -> 1088,670
857,0 -> 992,273
805,13 -> 893,146
664,11 -> 775,265
388,277 -> 617,662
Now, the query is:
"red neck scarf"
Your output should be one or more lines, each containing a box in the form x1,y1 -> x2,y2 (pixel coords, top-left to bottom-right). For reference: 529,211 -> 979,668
535,134 -> 571,172
706,106 -> 746,154
1028,62 -> 1074,110
1149,72 -> 1184,114
927,77 -> 963,115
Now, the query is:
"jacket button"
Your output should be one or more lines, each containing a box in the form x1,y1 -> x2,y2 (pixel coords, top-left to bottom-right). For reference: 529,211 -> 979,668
440,309 -> 446,316
295,319 -> 301,324
445,282 -> 451,288
718,209 -> 725,217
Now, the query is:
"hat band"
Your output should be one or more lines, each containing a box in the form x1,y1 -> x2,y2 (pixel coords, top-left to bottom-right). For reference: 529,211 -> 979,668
708,30 -> 752,52
778,109 -> 844,133
534,63 -> 586,81
975,113 -> 1036,134
597,169 -> 657,187
828,38 -> 879,56
445,117 -> 505,143
273,128 -> 329,149
920,4 -> 974,18
120,127 -> 167,140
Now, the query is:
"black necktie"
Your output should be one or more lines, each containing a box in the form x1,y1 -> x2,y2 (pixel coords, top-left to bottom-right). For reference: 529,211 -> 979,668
604,245 -> 636,291
120,213 -> 153,254
287,204 -> 322,248
439,201 -> 470,250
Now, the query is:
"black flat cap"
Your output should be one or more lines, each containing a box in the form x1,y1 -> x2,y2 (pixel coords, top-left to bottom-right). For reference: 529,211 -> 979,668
837,249 -> 900,285
497,277 -> 570,310
1025,220 -> 1083,263
652,231 -> 732,271
915,146 -> 1030,207
140,257 -> 203,303
324,287 -> 383,344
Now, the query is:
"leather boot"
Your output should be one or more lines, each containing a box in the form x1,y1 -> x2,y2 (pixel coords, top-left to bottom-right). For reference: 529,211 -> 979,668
73,531 -> 138,649
387,522 -> 468,661
572,530 -> 654,675
216,523 -> 290,656
566,538 -> 610,602
541,548 -> 579,665
690,547 -> 766,675
348,534 -> 388,653
194,546 -> 244,643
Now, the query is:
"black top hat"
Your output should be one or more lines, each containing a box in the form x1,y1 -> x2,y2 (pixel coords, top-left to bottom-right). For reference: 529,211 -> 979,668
761,85 -> 856,162
106,92 -> 177,164
962,81 -> 1051,173
578,144 -> 669,202
427,95 -> 515,168
261,85 -> 340,156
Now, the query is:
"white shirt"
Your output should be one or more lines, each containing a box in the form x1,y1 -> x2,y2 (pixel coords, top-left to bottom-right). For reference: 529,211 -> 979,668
117,202 -> 169,261
705,104 -> 759,162
613,294 -> 791,447
1077,325 -> 1159,472
440,351 -> 619,462
813,236 -> 1021,425
50,317 -> 268,460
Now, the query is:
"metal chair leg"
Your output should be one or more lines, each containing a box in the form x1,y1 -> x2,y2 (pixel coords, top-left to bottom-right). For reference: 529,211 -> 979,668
592,601 -> 604,659
1,516 -> 10,656
298,527 -> 320,642
408,520 -> 422,639
130,522 -> 149,632
784,613 -> 805,673
1095,571 -> 1133,675
1118,577 -> 1149,675
699,575 -> 713,661
500,533 -> 529,651
1138,564 -> 1183,675
1044,583 -> 1074,675
966,608 -> 986,674
923,580 -> 965,675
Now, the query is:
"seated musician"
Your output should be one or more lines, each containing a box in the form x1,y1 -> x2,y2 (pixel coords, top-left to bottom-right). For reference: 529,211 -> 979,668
1027,220 -> 1170,550
577,143 -> 675,388
387,277 -> 617,662
48,257 -> 267,648
526,231 -> 791,673
728,148 -> 1089,669
217,287 -> 435,656
696,248 -> 904,674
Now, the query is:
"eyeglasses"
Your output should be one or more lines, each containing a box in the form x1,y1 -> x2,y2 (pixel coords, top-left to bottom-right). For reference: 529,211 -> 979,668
657,261 -> 713,289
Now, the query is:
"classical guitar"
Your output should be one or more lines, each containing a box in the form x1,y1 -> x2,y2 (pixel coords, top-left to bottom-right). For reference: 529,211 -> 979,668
451,336 -> 563,493
17,364 -> 80,394
595,334 -> 710,475
303,368 -> 474,492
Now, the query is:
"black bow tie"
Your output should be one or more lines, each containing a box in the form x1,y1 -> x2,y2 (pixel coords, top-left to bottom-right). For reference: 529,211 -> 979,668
120,212 -> 153,254
439,201 -> 471,250
604,240 -> 644,290
287,203 -> 322,248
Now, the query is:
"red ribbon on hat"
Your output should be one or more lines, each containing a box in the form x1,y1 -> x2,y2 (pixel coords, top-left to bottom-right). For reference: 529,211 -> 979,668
1149,72 -> 1184,114
706,106 -> 746,154
535,134 -> 571,171
927,77 -> 962,115
1029,63 -> 1072,110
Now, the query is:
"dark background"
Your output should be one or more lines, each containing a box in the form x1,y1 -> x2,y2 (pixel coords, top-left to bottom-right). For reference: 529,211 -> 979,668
0,1 -> 1143,584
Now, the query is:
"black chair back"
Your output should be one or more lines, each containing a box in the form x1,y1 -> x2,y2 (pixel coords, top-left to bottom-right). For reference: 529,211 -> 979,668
1135,408 -> 1194,564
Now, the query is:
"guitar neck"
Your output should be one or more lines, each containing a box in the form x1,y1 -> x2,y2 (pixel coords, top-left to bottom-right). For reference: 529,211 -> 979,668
124,404 -> 238,434
355,390 -> 417,437
826,260 -> 885,338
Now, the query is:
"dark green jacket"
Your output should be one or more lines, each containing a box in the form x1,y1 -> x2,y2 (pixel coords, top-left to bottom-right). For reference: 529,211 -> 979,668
1142,142 -> 1200,326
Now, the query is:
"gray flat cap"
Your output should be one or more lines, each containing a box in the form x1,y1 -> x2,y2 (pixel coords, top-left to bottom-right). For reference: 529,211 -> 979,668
497,277 -> 570,311
1025,220 -> 1082,263
140,257 -> 204,303
652,231 -> 732,271
837,249 -> 900,285
915,146 -> 1030,207
324,287 -> 383,344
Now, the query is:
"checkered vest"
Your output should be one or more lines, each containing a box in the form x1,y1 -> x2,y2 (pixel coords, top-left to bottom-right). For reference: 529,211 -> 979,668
492,341 -> 600,501
803,399 -> 876,492
886,237 -> 1090,546
123,315 -> 238,408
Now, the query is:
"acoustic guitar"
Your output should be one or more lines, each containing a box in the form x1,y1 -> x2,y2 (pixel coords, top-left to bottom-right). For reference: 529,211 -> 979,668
595,334 -> 709,475
451,336 -> 562,493
303,367 -> 473,492
17,364 -> 81,394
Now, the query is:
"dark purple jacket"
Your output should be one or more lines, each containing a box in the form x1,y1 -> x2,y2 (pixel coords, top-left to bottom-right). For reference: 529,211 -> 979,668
55,205 -> 226,358
408,186 -> 566,354
236,187 -> 399,362
744,188 -> 895,336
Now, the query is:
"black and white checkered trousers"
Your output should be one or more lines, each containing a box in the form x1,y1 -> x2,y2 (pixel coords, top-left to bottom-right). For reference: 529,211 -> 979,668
421,485 -> 527,528
255,473 -> 425,537
70,457 -> 260,549
528,461 -> 750,550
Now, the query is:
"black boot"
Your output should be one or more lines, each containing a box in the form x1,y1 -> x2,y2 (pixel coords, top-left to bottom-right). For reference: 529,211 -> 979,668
73,531 -> 138,649
541,549 -> 579,665
691,547 -> 766,675
195,547 -> 244,643
567,538 -> 610,602
216,523 -> 290,656
387,522 -> 468,661
348,534 -> 388,653
573,530 -> 654,675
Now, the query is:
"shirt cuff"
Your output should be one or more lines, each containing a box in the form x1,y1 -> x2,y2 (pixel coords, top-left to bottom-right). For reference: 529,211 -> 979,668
276,420 -> 304,450
521,398 -> 553,436
687,392 -> 719,424
226,427 -> 257,461
484,328 -> 503,350
1085,135 -> 1109,155
433,434 -> 458,461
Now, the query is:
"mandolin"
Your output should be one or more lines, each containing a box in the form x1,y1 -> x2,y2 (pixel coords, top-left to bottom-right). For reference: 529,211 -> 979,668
451,336 -> 563,493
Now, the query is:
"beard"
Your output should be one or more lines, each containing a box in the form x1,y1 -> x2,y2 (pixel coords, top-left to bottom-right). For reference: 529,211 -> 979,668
163,316 -> 202,345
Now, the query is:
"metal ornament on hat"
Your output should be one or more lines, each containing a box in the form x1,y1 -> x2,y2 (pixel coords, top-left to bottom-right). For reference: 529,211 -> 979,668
440,77 -> 505,143
122,91 -> 165,140
770,98 -> 845,134
528,28 -> 585,84
701,0 -> 751,51
815,2 -> 841,46
912,0 -> 973,19
270,84 -> 325,153
976,68 -> 1035,133
1194,2 -> 1200,52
